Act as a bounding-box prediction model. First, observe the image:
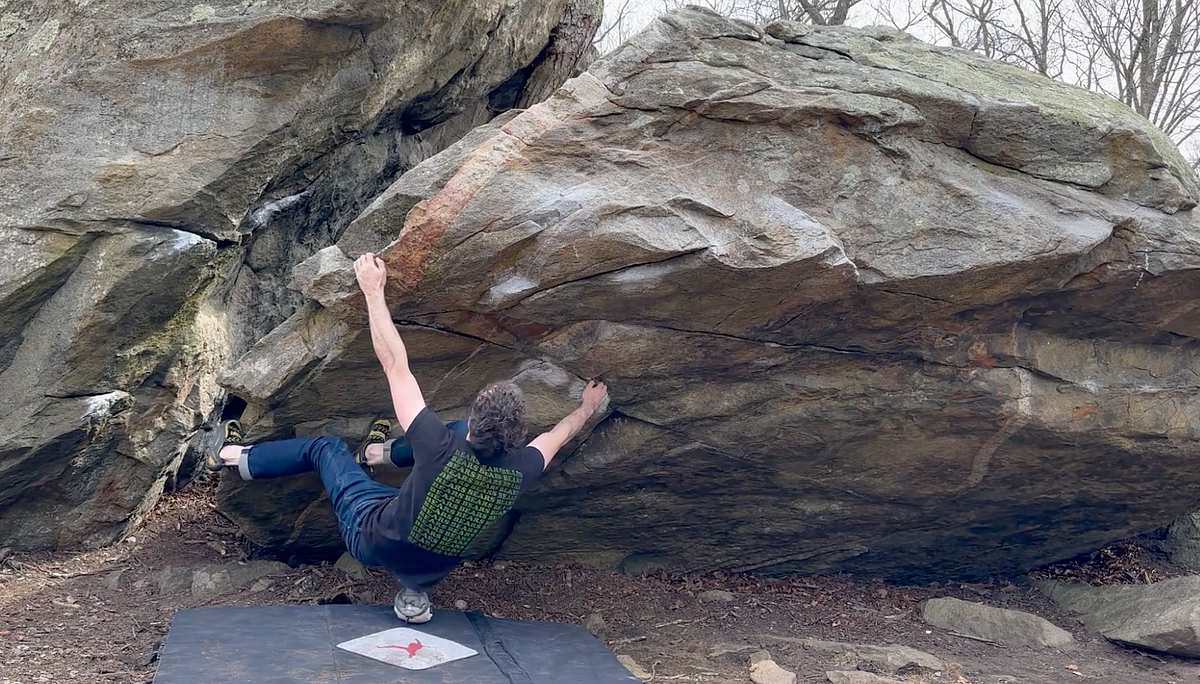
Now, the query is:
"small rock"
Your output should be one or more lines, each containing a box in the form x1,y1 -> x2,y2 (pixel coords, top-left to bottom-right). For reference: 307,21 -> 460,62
454,599 -> 469,611
191,561 -> 290,600
921,597 -> 1074,648
617,654 -> 652,681
749,650 -> 772,665
334,552 -> 369,580
358,591 -> 376,605
248,578 -> 274,593
583,612 -> 607,636
796,638 -> 944,673
156,567 -> 194,595
750,658 -> 796,684
102,568 -> 127,591
698,589 -> 736,603
493,561 -> 509,570
826,672 -> 905,684
140,639 -> 163,667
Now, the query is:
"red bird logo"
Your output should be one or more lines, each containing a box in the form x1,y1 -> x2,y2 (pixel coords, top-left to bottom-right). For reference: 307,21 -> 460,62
378,639 -> 423,657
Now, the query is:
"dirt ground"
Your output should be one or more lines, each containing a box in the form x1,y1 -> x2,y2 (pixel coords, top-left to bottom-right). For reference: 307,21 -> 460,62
2,479 -> 1199,684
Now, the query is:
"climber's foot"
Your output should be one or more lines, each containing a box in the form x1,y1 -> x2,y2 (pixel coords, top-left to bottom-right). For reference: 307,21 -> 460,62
206,420 -> 244,472
394,588 -> 433,624
357,417 -> 391,471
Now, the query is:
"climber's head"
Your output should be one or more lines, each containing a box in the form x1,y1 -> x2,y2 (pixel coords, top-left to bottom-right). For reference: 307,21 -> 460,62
466,381 -> 527,458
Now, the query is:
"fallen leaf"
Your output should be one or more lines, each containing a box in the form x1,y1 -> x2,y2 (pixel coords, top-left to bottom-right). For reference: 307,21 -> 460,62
1066,664 -> 1079,671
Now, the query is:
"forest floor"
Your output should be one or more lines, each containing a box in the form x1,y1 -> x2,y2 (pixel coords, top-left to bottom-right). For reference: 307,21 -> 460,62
2,478 -> 1198,684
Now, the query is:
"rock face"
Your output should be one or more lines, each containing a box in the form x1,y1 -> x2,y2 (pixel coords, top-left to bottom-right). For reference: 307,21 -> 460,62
1039,577 -> 1200,656
920,598 -> 1075,648
0,0 -> 598,550
219,6 -> 1200,580
1160,513 -> 1200,570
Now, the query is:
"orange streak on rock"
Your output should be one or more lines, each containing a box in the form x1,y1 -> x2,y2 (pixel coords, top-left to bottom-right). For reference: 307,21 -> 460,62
380,105 -> 563,299
1071,403 -> 1098,421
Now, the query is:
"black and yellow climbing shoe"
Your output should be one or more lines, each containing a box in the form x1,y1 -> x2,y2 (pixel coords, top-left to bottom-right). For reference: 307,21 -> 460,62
205,420 -> 245,472
357,417 -> 391,470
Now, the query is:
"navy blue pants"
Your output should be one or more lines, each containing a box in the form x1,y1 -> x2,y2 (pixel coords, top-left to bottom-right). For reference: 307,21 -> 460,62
242,420 -> 468,565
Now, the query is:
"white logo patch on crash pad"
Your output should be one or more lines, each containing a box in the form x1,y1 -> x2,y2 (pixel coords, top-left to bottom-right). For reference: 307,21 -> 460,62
337,627 -> 478,670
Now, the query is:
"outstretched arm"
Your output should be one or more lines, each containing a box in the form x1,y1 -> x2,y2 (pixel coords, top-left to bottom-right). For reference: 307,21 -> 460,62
529,380 -> 608,469
355,253 -> 426,431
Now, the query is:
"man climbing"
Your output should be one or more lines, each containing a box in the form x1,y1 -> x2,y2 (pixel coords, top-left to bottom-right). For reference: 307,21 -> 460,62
206,252 -> 608,624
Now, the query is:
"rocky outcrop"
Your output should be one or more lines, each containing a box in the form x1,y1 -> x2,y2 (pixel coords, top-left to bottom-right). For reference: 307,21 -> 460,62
0,0 -> 598,551
1039,577 -> 1200,657
217,5 -> 1200,579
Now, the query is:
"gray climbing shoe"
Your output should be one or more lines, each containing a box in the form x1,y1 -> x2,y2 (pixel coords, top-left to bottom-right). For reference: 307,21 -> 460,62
393,588 -> 433,624
356,417 -> 391,470
205,420 -> 244,472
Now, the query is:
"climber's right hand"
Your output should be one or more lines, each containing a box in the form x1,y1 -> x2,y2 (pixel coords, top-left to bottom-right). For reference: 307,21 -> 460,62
354,252 -> 387,298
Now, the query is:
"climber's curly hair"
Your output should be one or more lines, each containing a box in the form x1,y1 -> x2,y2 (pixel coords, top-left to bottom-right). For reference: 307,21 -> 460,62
467,381 -> 527,458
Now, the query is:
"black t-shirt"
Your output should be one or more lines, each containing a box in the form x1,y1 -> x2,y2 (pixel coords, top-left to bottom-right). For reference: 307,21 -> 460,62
360,407 -> 546,592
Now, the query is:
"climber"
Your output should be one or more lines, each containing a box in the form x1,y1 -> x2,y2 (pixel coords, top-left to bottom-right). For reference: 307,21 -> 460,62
205,252 -> 609,624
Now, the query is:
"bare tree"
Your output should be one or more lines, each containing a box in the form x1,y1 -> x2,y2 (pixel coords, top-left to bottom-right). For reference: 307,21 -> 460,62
871,0 -> 927,31
596,0 -> 640,52
921,0 -> 1073,77
924,0 -> 1005,54
788,0 -> 866,24
1076,0 -> 1200,147
657,0 -> 864,24
1005,0 -> 1071,76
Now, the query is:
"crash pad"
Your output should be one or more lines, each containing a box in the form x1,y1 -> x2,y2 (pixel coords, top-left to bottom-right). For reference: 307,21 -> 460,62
153,604 -> 640,683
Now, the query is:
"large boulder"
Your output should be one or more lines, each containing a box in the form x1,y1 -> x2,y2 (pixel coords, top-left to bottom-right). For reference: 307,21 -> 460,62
1039,577 -> 1200,656
0,0 -> 599,551
220,6 -> 1200,580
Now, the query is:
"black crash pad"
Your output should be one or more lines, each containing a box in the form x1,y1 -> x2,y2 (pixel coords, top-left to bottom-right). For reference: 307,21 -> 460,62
153,604 -> 640,683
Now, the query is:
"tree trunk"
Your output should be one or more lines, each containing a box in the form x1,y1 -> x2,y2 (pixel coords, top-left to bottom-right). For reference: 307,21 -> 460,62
515,0 -> 604,109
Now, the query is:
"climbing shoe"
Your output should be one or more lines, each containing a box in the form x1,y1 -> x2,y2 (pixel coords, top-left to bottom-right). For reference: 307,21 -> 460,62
356,417 -> 391,470
393,588 -> 433,624
205,420 -> 244,472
